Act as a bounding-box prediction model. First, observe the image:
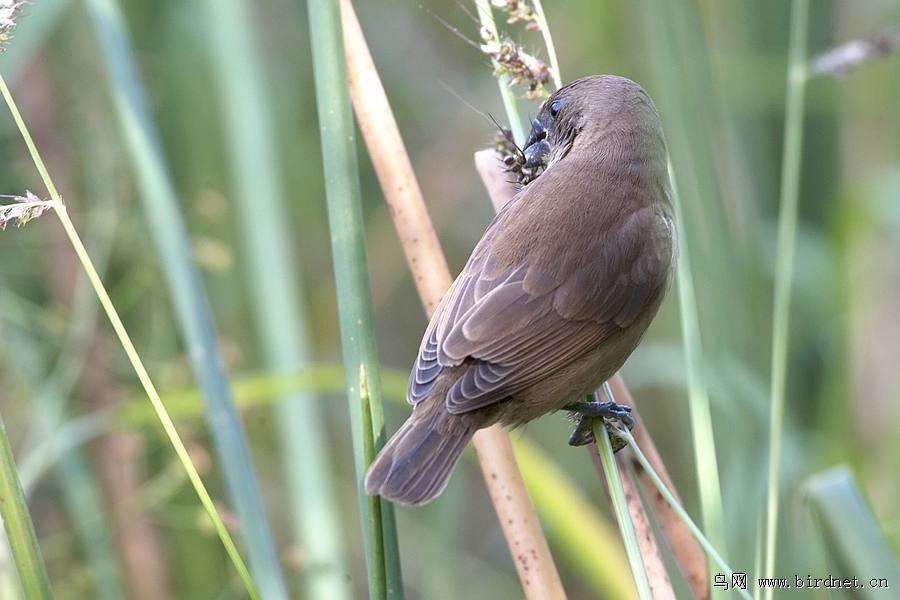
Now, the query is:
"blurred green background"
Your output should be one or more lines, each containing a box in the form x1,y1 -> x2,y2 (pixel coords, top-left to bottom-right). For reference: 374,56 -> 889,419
1,0 -> 899,598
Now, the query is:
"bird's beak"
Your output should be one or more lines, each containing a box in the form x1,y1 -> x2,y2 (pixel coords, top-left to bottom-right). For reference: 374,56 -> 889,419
522,117 -> 550,171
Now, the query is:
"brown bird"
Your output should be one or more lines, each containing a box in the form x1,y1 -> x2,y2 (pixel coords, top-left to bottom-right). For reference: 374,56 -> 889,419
365,75 -> 678,505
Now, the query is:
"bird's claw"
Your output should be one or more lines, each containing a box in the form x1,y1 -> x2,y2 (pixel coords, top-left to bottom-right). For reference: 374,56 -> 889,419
564,400 -> 634,450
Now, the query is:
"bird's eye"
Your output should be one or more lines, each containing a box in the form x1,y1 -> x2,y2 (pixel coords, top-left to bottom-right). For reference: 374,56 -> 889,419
549,100 -> 563,118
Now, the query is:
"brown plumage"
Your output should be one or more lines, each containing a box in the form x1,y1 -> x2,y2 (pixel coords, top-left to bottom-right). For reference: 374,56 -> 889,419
365,75 -> 678,505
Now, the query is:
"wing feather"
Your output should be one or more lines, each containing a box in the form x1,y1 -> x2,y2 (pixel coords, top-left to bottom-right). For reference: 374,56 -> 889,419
408,196 -> 675,415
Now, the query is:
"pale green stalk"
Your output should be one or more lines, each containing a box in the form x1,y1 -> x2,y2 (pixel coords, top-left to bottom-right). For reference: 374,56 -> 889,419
763,1 -> 809,595
669,160 -> 728,576
51,203 -> 260,600
619,429 -> 754,600
593,418 -> 652,600
474,0 -> 525,143
752,517 -> 764,600
0,69 -> 64,600
0,409 -> 52,599
530,0 -> 561,89
511,435 -> 636,600
359,364 -> 387,596
638,2 -> 741,593
16,365 -> 408,497
21,131 -> 125,600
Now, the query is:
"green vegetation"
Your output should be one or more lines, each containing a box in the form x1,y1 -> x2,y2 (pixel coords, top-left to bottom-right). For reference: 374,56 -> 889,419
0,0 -> 898,598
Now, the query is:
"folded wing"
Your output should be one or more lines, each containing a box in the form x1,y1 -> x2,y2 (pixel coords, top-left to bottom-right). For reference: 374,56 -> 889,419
408,204 -> 675,415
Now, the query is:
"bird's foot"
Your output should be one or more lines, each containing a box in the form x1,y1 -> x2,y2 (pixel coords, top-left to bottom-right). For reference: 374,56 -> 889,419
564,400 -> 634,450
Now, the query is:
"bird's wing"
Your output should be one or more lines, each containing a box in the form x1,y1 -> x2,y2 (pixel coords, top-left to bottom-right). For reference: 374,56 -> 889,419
408,204 -> 675,414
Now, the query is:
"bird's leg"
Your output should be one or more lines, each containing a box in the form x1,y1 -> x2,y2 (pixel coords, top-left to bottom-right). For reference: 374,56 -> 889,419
564,383 -> 634,449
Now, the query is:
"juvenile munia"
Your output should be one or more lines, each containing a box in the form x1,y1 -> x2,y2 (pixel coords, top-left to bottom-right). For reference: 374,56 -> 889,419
365,75 -> 678,505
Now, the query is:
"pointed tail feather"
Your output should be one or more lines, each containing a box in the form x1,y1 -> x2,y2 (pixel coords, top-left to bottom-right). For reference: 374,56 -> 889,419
365,409 -> 474,505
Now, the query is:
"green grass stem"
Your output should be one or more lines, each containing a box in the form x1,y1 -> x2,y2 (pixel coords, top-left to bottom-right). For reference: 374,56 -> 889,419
668,160 -> 728,579
360,364 -> 388,597
763,1 -> 809,595
594,418 -> 652,600
0,410 -> 52,600
620,428 -> 753,600
52,197 -> 262,599
474,0 -> 525,144
305,0 -> 403,596
530,0 -> 561,89
804,467 -> 900,590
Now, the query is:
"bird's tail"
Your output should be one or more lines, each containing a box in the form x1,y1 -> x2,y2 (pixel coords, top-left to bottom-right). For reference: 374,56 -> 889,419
365,408 -> 475,505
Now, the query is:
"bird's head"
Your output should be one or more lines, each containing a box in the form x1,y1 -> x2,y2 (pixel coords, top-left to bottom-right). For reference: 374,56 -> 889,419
522,75 -> 667,178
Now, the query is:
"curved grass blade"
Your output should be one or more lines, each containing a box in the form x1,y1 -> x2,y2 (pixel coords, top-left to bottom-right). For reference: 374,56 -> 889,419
804,466 -> 900,595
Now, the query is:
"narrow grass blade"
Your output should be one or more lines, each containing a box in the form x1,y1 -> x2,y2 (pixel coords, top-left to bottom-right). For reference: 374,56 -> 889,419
6,136 -> 127,600
593,420 -> 652,600
609,374 -> 708,598
80,0 -> 286,596
622,429 -> 753,600
669,160 -> 727,579
359,364 -> 388,596
637,3 -> 754,596
0,411 -> 52,599
511,436 -> 636,600
763,1 -> 809,595
18,365 -> 410,495
306,0 -> 402,596
804,466 -> 900,594
530,0 -> 561,89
